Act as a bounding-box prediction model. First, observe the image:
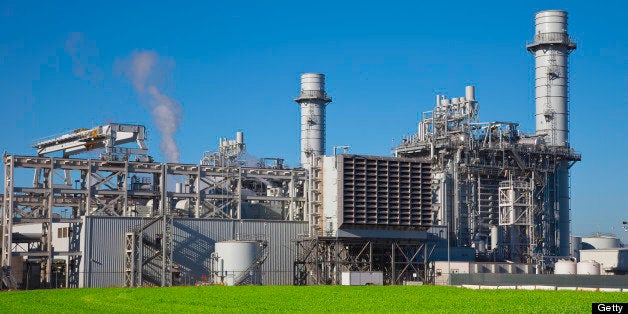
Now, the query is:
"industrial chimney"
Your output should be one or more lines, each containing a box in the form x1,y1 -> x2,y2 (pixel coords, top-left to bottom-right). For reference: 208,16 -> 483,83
527,10 -> 577,256
295,73 -> 332,170
526,10 -> 576,147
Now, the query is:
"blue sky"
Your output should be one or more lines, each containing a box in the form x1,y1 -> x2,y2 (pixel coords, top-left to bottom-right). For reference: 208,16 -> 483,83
0,1 -> 626,241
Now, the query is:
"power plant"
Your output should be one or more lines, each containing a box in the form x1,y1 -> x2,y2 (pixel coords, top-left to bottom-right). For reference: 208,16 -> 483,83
1,10 -> 626,290
395,10 -> 581,260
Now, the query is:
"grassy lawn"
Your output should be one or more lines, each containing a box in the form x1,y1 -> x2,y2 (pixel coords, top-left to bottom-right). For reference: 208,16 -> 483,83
0,285 -> 626,313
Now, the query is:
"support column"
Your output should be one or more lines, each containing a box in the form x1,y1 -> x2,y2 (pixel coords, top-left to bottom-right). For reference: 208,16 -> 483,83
1,157 -> 15,289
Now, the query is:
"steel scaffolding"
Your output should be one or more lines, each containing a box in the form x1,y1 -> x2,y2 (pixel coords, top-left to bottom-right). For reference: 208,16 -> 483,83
294,237 -> 435,285
1,154 -> 307,289
395,88 -> 580,262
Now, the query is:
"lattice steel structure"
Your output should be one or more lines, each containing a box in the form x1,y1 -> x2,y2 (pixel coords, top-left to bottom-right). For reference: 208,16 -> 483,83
124,215 -> 173,287
498,180 -> 534,262
293,237 -> 435,285
395,86 -> 580,263
1,154 -> 306,288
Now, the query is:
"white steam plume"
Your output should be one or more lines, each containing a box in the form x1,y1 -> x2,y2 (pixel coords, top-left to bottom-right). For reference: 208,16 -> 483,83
65,32 -> 103,84
118,50 -> 183,162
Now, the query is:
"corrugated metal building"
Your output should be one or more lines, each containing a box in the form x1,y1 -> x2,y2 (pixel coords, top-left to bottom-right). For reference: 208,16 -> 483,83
79,217 -> 308,287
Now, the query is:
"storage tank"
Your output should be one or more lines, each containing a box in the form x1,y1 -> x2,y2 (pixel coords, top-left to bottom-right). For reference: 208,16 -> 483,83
477,240 -> 486,253
490,226 -> 499,251
174,199 -> 190,213
571,236 -> 582,261
576,260 -> 601,275
581,236 -> 621,250
554,260 -> 576,275
212,240 -> 262,286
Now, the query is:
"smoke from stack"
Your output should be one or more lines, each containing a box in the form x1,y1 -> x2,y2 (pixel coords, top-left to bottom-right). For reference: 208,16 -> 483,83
118,50 -> 183,163
65,32 -> 104,85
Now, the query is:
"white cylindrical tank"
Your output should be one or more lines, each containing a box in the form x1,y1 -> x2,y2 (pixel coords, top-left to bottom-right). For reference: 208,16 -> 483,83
213,240 -> 262,286
175,199 -> 189,212
175,182 -> 183,193
465,86 -> 475,101
571,236 -> 582,261
554,260 -> 576,275
477,240 -> 486,253
490,225 -> 499,251
295,73 -> 332,170
577,261 -> 601,275
581,236 -> 621,250
236,131 -> 244,144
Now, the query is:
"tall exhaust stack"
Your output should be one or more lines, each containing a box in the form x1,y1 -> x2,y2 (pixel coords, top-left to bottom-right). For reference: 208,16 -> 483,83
527,10 -> 576,146
295,73 -> 332,170
527,10 -> 576,256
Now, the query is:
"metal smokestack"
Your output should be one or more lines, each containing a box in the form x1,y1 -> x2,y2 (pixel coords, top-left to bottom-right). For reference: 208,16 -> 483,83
527,10 -> 577,257
527,10 -> 576,147
295,73 -> 332,170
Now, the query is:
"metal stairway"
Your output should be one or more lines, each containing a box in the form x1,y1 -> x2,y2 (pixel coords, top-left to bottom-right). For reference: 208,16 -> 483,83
1,266 -> 17,290
124,215 -> 173,287
234,240 -> 269,286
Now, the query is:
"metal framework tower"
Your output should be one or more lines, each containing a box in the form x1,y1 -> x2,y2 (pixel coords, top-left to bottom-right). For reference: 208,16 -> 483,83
498,179 -> 534,262
294,237 -> 435,285
124,214 -> 173,287
295,73 -> 332,171
527,10 -> 577,256
395,85 -> 581,262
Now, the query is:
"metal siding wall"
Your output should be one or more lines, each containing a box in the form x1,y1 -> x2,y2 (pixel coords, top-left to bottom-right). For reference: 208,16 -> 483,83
138,218 -> 165,285
172,219 -> 235,284
237,220 -> 309,285
83,217 -> 308,287
83,217 -> 153,288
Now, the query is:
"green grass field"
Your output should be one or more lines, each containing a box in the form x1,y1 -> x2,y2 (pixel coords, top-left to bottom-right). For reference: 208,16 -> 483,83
0,285 -> 626,313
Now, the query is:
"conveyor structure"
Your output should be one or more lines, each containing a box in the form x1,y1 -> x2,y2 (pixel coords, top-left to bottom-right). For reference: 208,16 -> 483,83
33,123 -> 150,162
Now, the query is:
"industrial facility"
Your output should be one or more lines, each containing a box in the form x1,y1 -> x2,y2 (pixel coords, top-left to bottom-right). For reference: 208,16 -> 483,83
1,10 -> 626,290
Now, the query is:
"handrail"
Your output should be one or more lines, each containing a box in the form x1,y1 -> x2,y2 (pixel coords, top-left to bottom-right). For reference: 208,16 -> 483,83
527,32 -> 576,47
234,241 -> 269,286
295,90 -> 332,102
